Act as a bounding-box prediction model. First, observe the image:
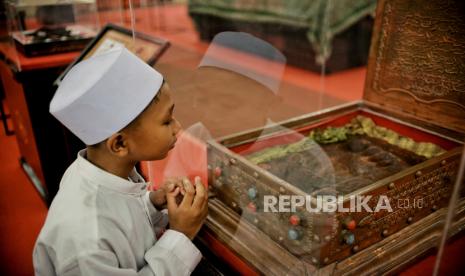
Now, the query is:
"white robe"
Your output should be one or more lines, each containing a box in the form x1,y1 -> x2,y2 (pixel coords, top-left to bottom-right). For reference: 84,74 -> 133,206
33,150 -> 202,275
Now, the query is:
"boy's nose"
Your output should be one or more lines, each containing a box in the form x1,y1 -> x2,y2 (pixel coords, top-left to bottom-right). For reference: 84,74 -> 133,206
173,117 -> 182,135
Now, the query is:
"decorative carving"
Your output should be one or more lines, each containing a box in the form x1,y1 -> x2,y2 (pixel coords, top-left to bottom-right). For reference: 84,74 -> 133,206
372,0 -> 465,111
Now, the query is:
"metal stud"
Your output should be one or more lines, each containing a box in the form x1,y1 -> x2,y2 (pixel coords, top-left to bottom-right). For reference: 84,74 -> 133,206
441,159 -> 447,166
278,236 -> 284,242
253,218 -> 259,224
313,235 -> 321,243
432,205 -> 438,211
388,182 -> 395,190
311,257 -> 318,265
215,180 -> 223,188
352,245 -> 360,253
382,229 -> 389,237
407,217 -> 413,224
230,158 -> 236,165
253,172 -> 259,178
416,171 -> 422,177
323,257 -> 330,264
231,202 -> 237,208
279,187 -> 286,193
324,235 -> 331,242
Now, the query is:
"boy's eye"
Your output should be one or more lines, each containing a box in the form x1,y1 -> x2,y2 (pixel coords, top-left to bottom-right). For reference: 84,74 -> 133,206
164,118 -> 173,125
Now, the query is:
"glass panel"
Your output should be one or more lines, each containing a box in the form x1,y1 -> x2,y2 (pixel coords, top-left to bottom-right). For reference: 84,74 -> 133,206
95,0 -> 127,28
130,0 -> 377,274
3,0 -> 99,68
2,1 -> 22,70
126,0 -> 464,274
433,144 -> 465,276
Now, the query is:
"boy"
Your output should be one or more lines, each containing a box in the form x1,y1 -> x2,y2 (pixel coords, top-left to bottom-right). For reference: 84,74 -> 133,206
33,47 -> 208,275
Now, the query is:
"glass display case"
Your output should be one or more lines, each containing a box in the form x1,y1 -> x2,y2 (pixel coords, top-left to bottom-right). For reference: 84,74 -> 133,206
131,0 -> 465,274
0,1 -> 102,203
4,0 -> 99,56
201,0 -> 465,274
1,0 -> 463,274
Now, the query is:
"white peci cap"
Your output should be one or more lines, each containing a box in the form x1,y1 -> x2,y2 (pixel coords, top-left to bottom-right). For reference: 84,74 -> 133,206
50,47 -> 163,145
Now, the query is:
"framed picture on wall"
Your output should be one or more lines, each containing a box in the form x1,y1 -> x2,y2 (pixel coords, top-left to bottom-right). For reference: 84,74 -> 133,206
55,23 -> 170,85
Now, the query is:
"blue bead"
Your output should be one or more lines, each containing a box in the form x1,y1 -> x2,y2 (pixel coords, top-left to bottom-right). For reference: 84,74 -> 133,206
288,229 -> 299,240
345,233 -> 355,245
247,187 -> 257,199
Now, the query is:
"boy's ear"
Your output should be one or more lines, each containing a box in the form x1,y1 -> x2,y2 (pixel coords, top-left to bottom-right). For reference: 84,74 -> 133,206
105,133 -> 129,157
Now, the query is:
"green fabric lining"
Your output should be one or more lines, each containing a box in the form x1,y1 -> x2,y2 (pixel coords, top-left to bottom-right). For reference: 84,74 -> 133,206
247,115 -> 446,165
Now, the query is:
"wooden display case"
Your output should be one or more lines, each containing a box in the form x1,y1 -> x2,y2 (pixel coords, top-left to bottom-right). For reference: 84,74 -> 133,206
201,0 -> 465,274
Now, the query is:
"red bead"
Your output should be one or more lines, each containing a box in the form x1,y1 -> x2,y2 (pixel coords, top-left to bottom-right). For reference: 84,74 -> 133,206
247,202 -> 257,212
289,215 -> 300,226
346,220 -> 356,230
214,167 -> 222,177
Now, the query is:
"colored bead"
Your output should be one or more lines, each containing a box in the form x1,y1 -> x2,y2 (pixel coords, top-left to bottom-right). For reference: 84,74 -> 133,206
214,167 -> 222,177
288,229 -> 300,240
289,215 -> 300,226
247,187 -> 257,199
344,232 -> 355,245
345,218 -> 356,230
247,202 -> 257,212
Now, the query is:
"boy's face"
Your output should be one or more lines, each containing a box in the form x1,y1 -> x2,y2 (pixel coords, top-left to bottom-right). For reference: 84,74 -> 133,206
125,83 -> 181,161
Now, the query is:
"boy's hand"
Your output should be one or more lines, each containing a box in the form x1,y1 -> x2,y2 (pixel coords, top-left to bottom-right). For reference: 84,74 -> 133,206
149,179 -> 184,210
166,176 -> 209,240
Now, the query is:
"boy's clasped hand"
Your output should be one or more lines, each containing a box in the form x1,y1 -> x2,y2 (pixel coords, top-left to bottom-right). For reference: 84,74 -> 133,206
153,177 -> 209,240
